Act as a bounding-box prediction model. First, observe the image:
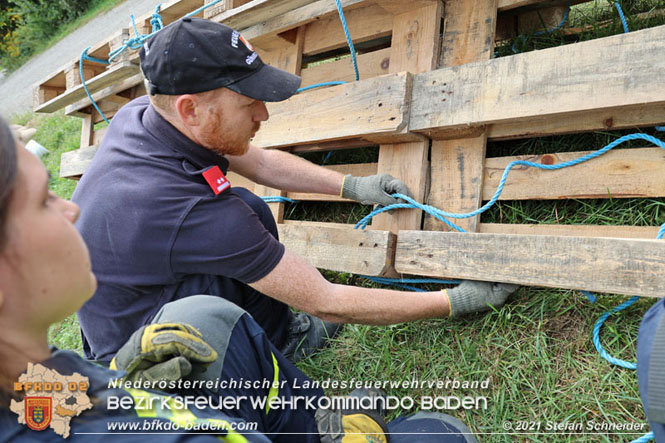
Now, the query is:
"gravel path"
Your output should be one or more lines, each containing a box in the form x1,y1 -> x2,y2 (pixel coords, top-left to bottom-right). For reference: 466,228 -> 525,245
0,0 -> 159,118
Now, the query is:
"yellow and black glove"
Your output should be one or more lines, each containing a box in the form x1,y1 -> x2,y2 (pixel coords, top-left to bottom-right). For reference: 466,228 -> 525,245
110,323 -> 218,384
315,407 -> 390,443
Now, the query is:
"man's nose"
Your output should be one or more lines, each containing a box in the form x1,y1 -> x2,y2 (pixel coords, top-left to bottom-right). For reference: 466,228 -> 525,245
253,101 -> 269,122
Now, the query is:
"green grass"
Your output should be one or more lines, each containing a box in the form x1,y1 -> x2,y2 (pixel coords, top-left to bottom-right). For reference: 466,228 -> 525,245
11,0 -> 665,441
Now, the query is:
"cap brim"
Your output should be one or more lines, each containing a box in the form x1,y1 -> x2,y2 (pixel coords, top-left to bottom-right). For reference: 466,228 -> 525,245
226,63 -> 302,102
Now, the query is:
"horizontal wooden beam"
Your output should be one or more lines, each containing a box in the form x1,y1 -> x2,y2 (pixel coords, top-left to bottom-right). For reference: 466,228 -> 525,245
212,0 -> 316,31
497,0 -> 588,13
253,72 -> 417,149
278,223 -> 396,275
395,231 -> 665,297
478,223 -> 661,239
60,145 -> 99,178
65,73 -> 144,116
301,48 -> 391,88
409,25 -> 665,139
483,147 -> 665,200
35,62 -> 140,114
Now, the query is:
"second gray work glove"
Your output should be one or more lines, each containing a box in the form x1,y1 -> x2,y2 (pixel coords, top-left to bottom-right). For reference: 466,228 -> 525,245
341,174 -> 412,206
443,280 -> 519,317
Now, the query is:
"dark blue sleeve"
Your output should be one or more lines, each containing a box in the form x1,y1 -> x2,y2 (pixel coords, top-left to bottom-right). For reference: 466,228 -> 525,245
170,194 -> 285,284
637,298 -> 665,442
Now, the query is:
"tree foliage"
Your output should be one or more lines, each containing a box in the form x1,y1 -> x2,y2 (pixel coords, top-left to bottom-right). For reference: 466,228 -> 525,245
0,0 -> 93,72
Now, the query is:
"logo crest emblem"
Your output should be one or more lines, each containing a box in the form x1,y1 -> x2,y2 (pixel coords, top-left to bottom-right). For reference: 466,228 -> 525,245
25,397 -> 52,431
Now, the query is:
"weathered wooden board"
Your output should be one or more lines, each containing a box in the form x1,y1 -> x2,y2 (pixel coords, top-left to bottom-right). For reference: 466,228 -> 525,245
252,72 -> 416,149
372,1 -> 442,233
483,148 -> 665,200
65,73 -> 144,116
278,223 -> 396,275
60,145 -> 99,178
410,25 -> 665,138
426,0 -> 496,233
395,231 -> 665,297
478,223 -> 662,239
35,62 -> 140,114
498,0 -> 588,13
212,0 -> 316,31
300,48 -> 391,88
302,2 -> 392,56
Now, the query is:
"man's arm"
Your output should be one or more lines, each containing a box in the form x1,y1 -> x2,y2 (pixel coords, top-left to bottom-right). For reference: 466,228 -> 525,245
249,249 -> 451,324
227,144 -> 343,195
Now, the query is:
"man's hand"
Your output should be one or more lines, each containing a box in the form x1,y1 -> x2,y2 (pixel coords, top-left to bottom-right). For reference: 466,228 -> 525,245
341,174 -> 412,206
110,323 -> 218,384
443,281 -> 519,317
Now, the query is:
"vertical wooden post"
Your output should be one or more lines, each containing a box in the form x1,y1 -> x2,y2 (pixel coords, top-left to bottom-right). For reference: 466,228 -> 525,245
425,1 -> 497,233
80,113 -> 94,149
251,27 -> 305,224
372,1 -> 443,233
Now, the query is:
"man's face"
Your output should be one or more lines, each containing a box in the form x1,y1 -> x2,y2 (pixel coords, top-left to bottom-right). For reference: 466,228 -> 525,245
197,88 -> 269,157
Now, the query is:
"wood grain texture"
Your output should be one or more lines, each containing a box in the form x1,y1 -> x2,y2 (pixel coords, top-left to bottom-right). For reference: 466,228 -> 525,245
35,62 -> 139,113
426,1 -> 496,233
395,231 -> 665,297
252,72 -> 414,149
65,73 -> 144,116
278,224 -> 396,275
60,145 -> 99,178
212,0 -> 316,31
483,148 -> 665,200
498,0 -> 587,13
300,48 -> 391,88
373,2 -> 442,233
478,223 -> 662,239
410,25 -> 665,136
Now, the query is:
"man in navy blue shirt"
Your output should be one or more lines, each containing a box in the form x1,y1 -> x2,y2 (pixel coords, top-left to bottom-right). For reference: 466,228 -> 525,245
73,18 -> 518,364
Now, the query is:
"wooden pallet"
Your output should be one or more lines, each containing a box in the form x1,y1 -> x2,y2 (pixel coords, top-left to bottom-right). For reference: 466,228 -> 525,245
51,0 -> 665,294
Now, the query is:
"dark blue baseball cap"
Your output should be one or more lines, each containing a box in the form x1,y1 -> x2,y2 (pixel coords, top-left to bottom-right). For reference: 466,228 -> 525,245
139,17 -> 301,101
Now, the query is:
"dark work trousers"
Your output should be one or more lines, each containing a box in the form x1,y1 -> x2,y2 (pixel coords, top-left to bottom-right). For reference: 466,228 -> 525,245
152,296 -> 479,443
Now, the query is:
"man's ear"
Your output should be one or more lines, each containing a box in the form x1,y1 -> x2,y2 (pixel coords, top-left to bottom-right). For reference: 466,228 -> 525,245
174,95 -> 202,126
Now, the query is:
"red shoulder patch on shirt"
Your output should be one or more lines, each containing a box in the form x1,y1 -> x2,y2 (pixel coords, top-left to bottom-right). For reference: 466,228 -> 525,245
202,166 -> 230,195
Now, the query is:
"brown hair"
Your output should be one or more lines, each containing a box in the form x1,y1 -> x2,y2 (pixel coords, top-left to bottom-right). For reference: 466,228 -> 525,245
0,116 -> 17,252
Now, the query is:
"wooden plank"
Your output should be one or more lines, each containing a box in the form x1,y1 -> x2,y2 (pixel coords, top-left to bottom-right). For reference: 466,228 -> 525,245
65,73 -> 144,116
302,2 -> 393,56
395,231 -> 665,297
517,5 -> 567,34
212,0 -> 316,31
300,48 -> 391,88
80,115 -> 94,149
60,145 -> 99,179
278,224 -> 396,276
252,72 -> 415,149
410,25 -> 665,138
483,148 -> 665,201
498,0 -> 588,13
478,223 -> 662,239
488,106 -> 665,141
242,0 -> 365,43
372,0 -> 442,15
35,62 -> 140,114
372,1 -> 442,233
426,1 -> 497,233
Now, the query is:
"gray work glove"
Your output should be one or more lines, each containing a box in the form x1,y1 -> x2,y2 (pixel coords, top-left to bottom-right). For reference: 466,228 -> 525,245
110,323 -> 218,384
341,174 -> 412,206
444,280 -> 519,317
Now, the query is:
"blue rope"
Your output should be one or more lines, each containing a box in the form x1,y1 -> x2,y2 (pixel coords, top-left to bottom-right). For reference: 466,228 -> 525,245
615,1 -> 630,33
656,126 -> 665,131
355,133 -> 665,230
582,291 -> 597,303
297,81 -> 347,93
334,0 -> 359,81
631,432 -> 654,443
512,4 -> 570,53
592,296 -> 639,369
80,47 -> 110,125
261,196 -> 295,204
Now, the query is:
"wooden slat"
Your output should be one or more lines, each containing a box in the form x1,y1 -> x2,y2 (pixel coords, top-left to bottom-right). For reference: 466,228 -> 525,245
478,223 -> 662,239
372,1 -> 442,233
410,25 -> 665,138
395,231 -> 665,297
517,5 -> 567,34
65,73 -> 144,116
242,0 -> 366,42
252,72 -> 415,149
300,48 -> 391,88
488,106 -> 665,141
483,148 -> 665,201
35,62 -> 140,113
426,0 -> 496,233
498,0 -> 588,13
302,2 -> 393,56
60,145 -> 99,178
278,223 -> 396,276
212,0 -> 316,31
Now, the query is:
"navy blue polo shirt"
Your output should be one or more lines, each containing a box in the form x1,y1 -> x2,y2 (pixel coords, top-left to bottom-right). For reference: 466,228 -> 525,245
637,298 -> 665,441
72,96 -> 285,361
